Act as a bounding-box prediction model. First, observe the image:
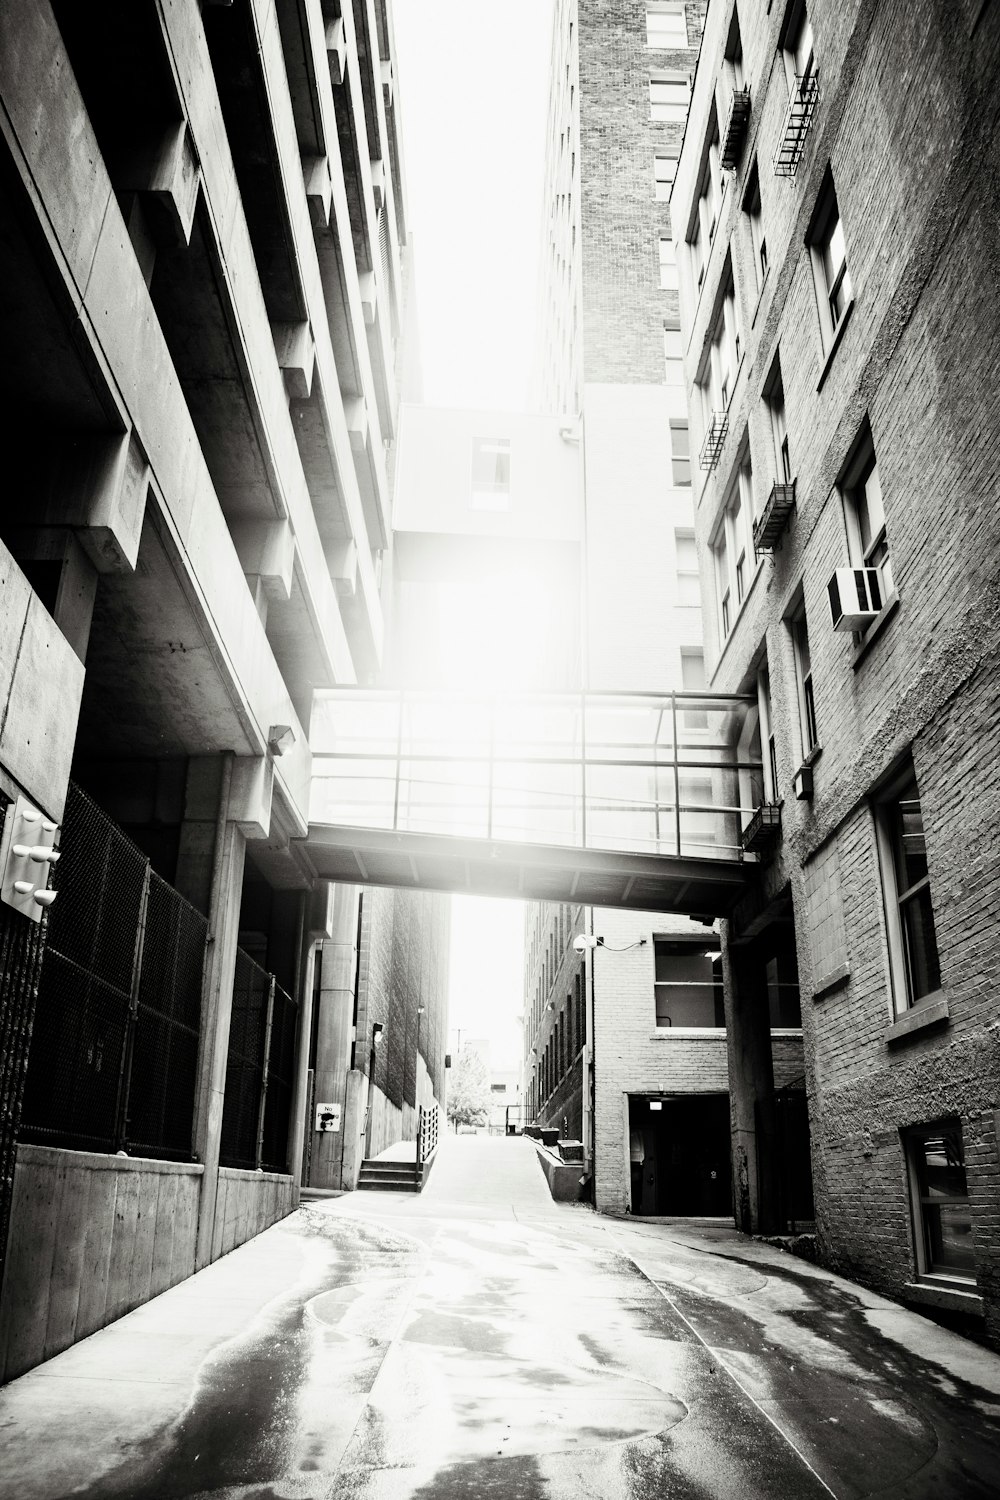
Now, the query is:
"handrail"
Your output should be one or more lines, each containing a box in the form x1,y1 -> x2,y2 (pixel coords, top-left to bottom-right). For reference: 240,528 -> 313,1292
417,1102 -> 440,1168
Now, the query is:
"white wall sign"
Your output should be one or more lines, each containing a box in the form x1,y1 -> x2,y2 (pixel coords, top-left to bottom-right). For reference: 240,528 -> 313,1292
315,1102 -> 341,1132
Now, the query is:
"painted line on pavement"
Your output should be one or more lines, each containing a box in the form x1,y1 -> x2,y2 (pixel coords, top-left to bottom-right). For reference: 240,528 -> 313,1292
604,1225 -> 841,1500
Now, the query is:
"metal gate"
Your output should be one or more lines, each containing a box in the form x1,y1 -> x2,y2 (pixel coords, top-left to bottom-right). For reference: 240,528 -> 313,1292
19,783 -> 207,1161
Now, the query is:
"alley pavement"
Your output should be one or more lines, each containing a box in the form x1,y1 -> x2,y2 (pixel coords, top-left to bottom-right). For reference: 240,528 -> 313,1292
1,1135 -> 1000,1498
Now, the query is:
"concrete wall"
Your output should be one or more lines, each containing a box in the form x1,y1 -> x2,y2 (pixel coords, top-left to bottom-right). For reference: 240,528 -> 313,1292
676,0 -> 1000,1338
0,1147 -> 293,1383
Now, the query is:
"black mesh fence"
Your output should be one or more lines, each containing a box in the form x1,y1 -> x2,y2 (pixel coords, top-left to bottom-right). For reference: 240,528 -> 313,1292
0,789 -> 48,1290
261,982 -> 297,1173
19,783 -> 207,1160
220,952 -> 297,1173
127,875 -> 207,1159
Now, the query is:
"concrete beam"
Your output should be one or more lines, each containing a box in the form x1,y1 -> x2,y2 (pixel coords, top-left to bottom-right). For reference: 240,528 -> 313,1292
302,154 -> 332,229
35,431 -> 149,575
4,529 -> 97,664
231,519 -> 295,603
325,16 -> 347,86
0,541 -> 84,822
116,122 -> 201,248
272,321 -> 316,402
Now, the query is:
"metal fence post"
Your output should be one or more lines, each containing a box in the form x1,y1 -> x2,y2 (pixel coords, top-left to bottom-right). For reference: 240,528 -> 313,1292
115,861 -> 151,1154
255,974 -> 276,1170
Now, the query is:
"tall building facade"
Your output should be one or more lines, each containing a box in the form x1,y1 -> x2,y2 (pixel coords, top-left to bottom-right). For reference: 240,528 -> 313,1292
0,0 -> 447,1380
524,0 -> 809,1220
674,0 -> 1000,1341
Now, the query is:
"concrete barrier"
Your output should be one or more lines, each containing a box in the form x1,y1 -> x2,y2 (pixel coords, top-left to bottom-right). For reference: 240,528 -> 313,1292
531,1139 -> 588,1202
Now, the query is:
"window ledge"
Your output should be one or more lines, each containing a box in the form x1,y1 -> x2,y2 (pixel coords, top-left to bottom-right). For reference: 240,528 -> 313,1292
852,591 -> 900,669
650,1028 -> 727,1039
812,963 -> 850,1001
902,1281 -> 983,1317
770,1028 -> 804,1037
886,993 -> 950,1045
816,298 -> 855,393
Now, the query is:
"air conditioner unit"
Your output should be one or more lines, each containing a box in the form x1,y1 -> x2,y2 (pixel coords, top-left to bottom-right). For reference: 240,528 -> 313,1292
827,567 -> 882,631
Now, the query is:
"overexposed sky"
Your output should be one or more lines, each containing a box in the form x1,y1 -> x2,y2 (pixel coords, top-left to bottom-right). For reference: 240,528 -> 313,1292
392,1 -> 554,1069
448,896 -> 526,1072
392,0 -> 553,409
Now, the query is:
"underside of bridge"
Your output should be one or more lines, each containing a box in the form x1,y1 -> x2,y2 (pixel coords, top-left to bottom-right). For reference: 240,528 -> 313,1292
303,824 -> 751,916
300,687 -> 768,917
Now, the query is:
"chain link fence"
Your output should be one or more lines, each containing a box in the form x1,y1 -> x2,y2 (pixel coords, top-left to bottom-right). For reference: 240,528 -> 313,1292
220,948 -> 297,1174
19,783 -> 207,1160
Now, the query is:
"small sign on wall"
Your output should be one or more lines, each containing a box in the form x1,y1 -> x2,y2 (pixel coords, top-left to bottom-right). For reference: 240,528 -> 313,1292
316,1102 -> 341,1132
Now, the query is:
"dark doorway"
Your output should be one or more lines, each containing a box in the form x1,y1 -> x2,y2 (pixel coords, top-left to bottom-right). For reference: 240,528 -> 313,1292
629,1093 -> 731,1216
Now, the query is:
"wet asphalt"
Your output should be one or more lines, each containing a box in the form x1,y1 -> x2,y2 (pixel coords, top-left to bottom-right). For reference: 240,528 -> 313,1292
2,1135 -> 1000,1498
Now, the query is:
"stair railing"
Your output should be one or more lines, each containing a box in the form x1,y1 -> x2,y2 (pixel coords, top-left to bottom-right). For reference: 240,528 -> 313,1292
417,1103 -> 440,1169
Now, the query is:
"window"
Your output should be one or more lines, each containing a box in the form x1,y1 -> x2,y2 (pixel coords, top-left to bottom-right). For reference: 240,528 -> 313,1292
659,234 -> 678,289
650,73 -> 689,121
675,532 -> 701,605
654,152 -> 678,201
905,1122 -> 975,1284
743,163 -> 768,293
842,432 -> 893,615
654,936 -> 724,1028
663,320 -> 684,386
680,648 -> 708,729
876,763 -> 941,1010
766,365 -> 792,482
791,603 -> 818,754
470,436 -> 511,510
713,457 -> 754,638
646,4 -> 689,48
702,278 -> 741,411
782,0 -> 816,91
757,664 -> 779,800
669,419 -> 690,485
808,177 -> 853,350
724,9 -> 746,90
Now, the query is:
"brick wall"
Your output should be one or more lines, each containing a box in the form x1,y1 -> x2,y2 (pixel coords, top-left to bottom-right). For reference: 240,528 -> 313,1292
677,0 -> 1000,1339
359,886 -> 450,1114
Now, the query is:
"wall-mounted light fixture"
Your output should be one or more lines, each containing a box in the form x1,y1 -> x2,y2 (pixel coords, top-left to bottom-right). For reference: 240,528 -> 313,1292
372,1021 -> 385,1047
573,934 -> 647,954
268,723 -> 296,756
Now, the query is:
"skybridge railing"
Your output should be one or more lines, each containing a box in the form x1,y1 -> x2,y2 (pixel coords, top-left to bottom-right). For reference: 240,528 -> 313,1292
310,689 -> 765,864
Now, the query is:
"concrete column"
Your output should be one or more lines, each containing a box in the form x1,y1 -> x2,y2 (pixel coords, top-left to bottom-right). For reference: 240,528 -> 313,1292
308,885 -> 361,1190
721,919 -> 778,1234
287,885 -> 336,1194
175,755 -> 249,1269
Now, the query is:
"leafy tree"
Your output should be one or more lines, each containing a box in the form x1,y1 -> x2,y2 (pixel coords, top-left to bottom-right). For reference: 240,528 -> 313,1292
447,1047 -> 490,1129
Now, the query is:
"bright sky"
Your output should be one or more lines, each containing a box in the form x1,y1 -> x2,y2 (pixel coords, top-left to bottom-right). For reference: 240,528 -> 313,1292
392,0 -> 554,1071
392,0 -> 553,410
447,896 -> 526,1072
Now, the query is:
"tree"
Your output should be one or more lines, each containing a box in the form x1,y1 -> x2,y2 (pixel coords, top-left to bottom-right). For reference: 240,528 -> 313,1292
447,1046 -> 490,1130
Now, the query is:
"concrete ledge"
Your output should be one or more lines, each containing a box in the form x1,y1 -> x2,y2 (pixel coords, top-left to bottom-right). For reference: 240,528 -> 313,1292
16,1144 -> 203,1175
885,995 -> 950,1045
530,1140 -> 587,1202
812,963 -> 851,1001
902,1281 -> 984,1317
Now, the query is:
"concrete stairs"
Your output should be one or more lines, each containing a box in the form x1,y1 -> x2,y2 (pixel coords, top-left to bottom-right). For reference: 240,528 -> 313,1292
356,1158 -> 421,1193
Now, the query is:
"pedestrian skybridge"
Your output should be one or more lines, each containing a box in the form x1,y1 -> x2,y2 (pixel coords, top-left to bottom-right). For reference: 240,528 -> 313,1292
305,689 -> 767,916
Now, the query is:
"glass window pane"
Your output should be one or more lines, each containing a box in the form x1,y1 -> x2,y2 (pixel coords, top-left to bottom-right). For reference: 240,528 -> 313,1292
926,1203 -> 976,1275
901,885 -> 942,999
915,1128 -> 967,1198
892,779 -> 928,889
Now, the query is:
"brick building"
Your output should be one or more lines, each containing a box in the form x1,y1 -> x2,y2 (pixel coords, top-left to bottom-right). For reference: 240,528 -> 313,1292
674,0 -> 1000,1339
524,0 -> 809,1219
0,0 -> 448,1380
